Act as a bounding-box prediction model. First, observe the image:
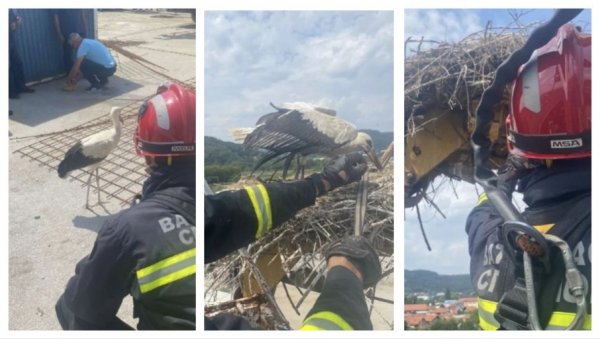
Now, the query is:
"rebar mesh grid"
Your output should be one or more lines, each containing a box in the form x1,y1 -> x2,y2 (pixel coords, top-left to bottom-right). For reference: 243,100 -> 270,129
14,77 -> 195,206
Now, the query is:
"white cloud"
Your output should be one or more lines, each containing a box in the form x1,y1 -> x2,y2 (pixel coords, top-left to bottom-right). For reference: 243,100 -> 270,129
404,175 -> 529,275
404,178 -> 481,274
404,9 -> 483,54
205,11 -> 393,141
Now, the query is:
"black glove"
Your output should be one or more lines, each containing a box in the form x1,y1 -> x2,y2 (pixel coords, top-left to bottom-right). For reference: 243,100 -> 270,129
496,154 -> 541,197
310,152 -> 368,196
324,235 -> 382,288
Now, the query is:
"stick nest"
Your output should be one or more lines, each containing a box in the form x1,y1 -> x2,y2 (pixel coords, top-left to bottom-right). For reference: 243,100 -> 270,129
205,165 -> 394,329
405,27 -> 529,134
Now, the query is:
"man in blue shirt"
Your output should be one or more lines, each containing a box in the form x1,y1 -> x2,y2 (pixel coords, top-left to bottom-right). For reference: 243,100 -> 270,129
67,33 -> 117,91
52,9 -> 88,72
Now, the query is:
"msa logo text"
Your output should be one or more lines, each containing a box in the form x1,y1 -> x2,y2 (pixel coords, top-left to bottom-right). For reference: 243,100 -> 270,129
171,145 -> 194,152
551,138 -> 583,149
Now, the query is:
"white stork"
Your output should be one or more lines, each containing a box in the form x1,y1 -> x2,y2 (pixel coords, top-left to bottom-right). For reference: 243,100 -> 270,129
231,102 -> 382,179
58,107 -> 123,208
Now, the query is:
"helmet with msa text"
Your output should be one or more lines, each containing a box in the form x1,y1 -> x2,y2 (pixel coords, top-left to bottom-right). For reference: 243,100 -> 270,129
507,24 -> 591,160
135,83 -> 196,157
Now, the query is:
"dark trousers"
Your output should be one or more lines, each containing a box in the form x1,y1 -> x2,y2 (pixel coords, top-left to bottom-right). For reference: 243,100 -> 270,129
63,40 -> 74,72
9,39 -> 27,96
80,59 -> 116,88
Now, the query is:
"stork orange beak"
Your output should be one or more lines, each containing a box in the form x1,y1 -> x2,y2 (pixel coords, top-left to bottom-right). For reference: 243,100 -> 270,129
366,148 -> 383,170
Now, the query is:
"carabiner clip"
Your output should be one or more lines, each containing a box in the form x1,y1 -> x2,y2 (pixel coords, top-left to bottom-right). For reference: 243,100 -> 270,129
501,220 -> 551,273
542,234 -> 587,330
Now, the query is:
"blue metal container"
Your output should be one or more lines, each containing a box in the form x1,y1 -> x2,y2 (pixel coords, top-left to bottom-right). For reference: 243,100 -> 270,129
10,9 -> 96,84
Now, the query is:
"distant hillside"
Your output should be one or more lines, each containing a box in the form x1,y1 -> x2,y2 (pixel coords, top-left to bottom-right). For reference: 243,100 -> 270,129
204,136 -> 259,170
360,129 -> 393,153
405,270 -> 473,294
205,129 -> 393,168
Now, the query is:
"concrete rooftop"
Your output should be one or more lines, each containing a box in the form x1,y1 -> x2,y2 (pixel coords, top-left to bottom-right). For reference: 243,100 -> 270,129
9,9 -> 195,330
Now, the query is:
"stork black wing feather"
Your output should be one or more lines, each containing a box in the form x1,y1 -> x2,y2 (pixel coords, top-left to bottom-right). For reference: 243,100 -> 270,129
252,151 -> 291,172
255,111 -> 284,126
57,142 -> 105,178
244,109 -> 357,171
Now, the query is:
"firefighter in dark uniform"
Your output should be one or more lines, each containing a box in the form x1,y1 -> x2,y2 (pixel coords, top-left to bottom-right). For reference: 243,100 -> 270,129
55,83 -> 196,330
205,152 -> 382,330
466,24 -> 591,330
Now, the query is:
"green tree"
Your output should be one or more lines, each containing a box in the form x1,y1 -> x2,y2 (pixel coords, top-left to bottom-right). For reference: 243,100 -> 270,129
430,318 -> 460,330
205,165 -> 242,183
458,311 -> 480,330
404,294 -> 418,304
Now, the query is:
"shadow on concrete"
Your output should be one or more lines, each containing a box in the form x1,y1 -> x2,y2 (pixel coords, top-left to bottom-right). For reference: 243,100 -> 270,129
72,213 -> 114,233
157,31 -> 196,40
8,75 -> 142,127
179,23 -> 196,30
150,14 -> 180,19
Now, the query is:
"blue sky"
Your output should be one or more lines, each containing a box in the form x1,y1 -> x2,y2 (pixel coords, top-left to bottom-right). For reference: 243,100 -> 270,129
405,9 -> 591,46
404,9 -> 591,275
204,11 -> 394,141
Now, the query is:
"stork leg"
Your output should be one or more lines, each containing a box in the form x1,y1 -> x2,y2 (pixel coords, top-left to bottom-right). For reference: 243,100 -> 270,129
294,156 -> 300,180
86,168 -> 106,208
282,154 -> 294,180
85,171 -> 94,209
268,168 -> 279,183
295,155 -> 306,179
95,168 -> 103,206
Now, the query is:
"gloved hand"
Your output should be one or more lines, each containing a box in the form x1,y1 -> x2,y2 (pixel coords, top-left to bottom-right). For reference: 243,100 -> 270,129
310,152 -> 367,196
496,154 -> 542,197
324,235 -> 382,288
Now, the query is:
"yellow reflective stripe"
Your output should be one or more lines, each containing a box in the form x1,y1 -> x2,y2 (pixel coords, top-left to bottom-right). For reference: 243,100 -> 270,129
477,193 -> 488,206
478,298 -> 497,313
136,248 -> 196,294
479,316 -> 499,331
245,186 -> 264,239
245,184 -> 272,239
137,248 -> 195,278
547,312 -> 592,330
256,184 -> 272,232
478,297 -> 591,330
533,223 -> 555,234
302,311 -> 353,330
299,324 -> 321,331
139,265 -> 196,293
478,298 -> 500,330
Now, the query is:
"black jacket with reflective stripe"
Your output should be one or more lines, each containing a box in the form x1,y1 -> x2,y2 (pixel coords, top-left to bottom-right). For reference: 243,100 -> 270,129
204,178 -> 372,330
465,160 -> 591,329
204,179 -> 317,264
56,165 -> 196,330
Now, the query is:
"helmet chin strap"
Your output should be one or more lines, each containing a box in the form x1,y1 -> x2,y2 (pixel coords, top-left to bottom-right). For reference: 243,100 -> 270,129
145,155 -> 175,169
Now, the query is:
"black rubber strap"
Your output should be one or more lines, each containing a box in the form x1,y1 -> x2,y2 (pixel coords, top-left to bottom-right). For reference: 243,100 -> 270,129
508,130 -> 591,155
496,278 -> 530,330
137,139 -> 195,155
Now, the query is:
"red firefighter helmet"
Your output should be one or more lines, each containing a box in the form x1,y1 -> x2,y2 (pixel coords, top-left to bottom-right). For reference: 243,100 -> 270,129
135,83 -> 196,157
507,24 -> 591,159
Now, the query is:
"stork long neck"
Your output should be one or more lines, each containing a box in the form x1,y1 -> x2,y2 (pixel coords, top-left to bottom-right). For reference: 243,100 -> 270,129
112,115 -> 122,140
331,138 -> 362,156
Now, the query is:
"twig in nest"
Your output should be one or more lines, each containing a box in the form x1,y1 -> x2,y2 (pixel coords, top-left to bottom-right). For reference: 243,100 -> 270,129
416,203 -> 432,251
